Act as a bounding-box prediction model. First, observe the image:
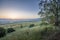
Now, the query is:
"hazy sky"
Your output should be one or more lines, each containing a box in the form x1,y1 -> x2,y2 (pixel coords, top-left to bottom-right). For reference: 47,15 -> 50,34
0,0 -> 40,19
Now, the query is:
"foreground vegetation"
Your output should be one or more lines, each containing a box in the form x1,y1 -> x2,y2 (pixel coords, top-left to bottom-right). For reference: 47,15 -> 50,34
0,21 -> 60,40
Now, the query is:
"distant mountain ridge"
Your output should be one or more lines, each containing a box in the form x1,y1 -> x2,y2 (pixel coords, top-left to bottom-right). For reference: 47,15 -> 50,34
0,18 -> 40,24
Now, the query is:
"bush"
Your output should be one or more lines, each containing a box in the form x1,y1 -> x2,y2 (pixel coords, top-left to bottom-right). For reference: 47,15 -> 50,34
7,28 -> 15,33
0,27 -> 6,38
20,24 -> 23,28
40,22 -> 49,25
29,24 -> 35,28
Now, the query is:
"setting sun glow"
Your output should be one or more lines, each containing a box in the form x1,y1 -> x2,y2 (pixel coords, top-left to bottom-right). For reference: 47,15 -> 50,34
0,9 -> 39,19
7,13 -> 19,19
2,9 -> 20,19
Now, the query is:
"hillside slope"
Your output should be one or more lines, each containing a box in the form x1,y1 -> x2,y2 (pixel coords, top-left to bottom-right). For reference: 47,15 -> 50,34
0,25 -> 59,40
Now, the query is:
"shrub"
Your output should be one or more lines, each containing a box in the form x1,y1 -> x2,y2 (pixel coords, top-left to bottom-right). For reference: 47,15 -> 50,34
0,27 -> 6,38
29,24 -> 35,28
40,22 -> 49,25
20,24 -> 23,28
7,28 -> 15,33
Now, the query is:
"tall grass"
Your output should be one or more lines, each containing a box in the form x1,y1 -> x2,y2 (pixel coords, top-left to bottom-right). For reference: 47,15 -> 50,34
0,24 -> 59,40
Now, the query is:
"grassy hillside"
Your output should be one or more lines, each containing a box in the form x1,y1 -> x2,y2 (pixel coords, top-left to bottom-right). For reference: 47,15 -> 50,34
0,21 -> 60,40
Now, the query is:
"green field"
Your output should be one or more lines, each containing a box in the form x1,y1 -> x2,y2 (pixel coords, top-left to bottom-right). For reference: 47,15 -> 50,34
0,21 -> 59,40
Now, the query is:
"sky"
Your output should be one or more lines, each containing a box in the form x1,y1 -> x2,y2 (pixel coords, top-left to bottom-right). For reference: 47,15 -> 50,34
0,0 -> 40,19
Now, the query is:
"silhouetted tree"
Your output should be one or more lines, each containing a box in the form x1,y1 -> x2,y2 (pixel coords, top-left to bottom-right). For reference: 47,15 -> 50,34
38,0 -> 60,26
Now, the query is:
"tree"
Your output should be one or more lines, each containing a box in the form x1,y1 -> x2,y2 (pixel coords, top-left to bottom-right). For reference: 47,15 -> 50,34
38,0 -> 60,26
